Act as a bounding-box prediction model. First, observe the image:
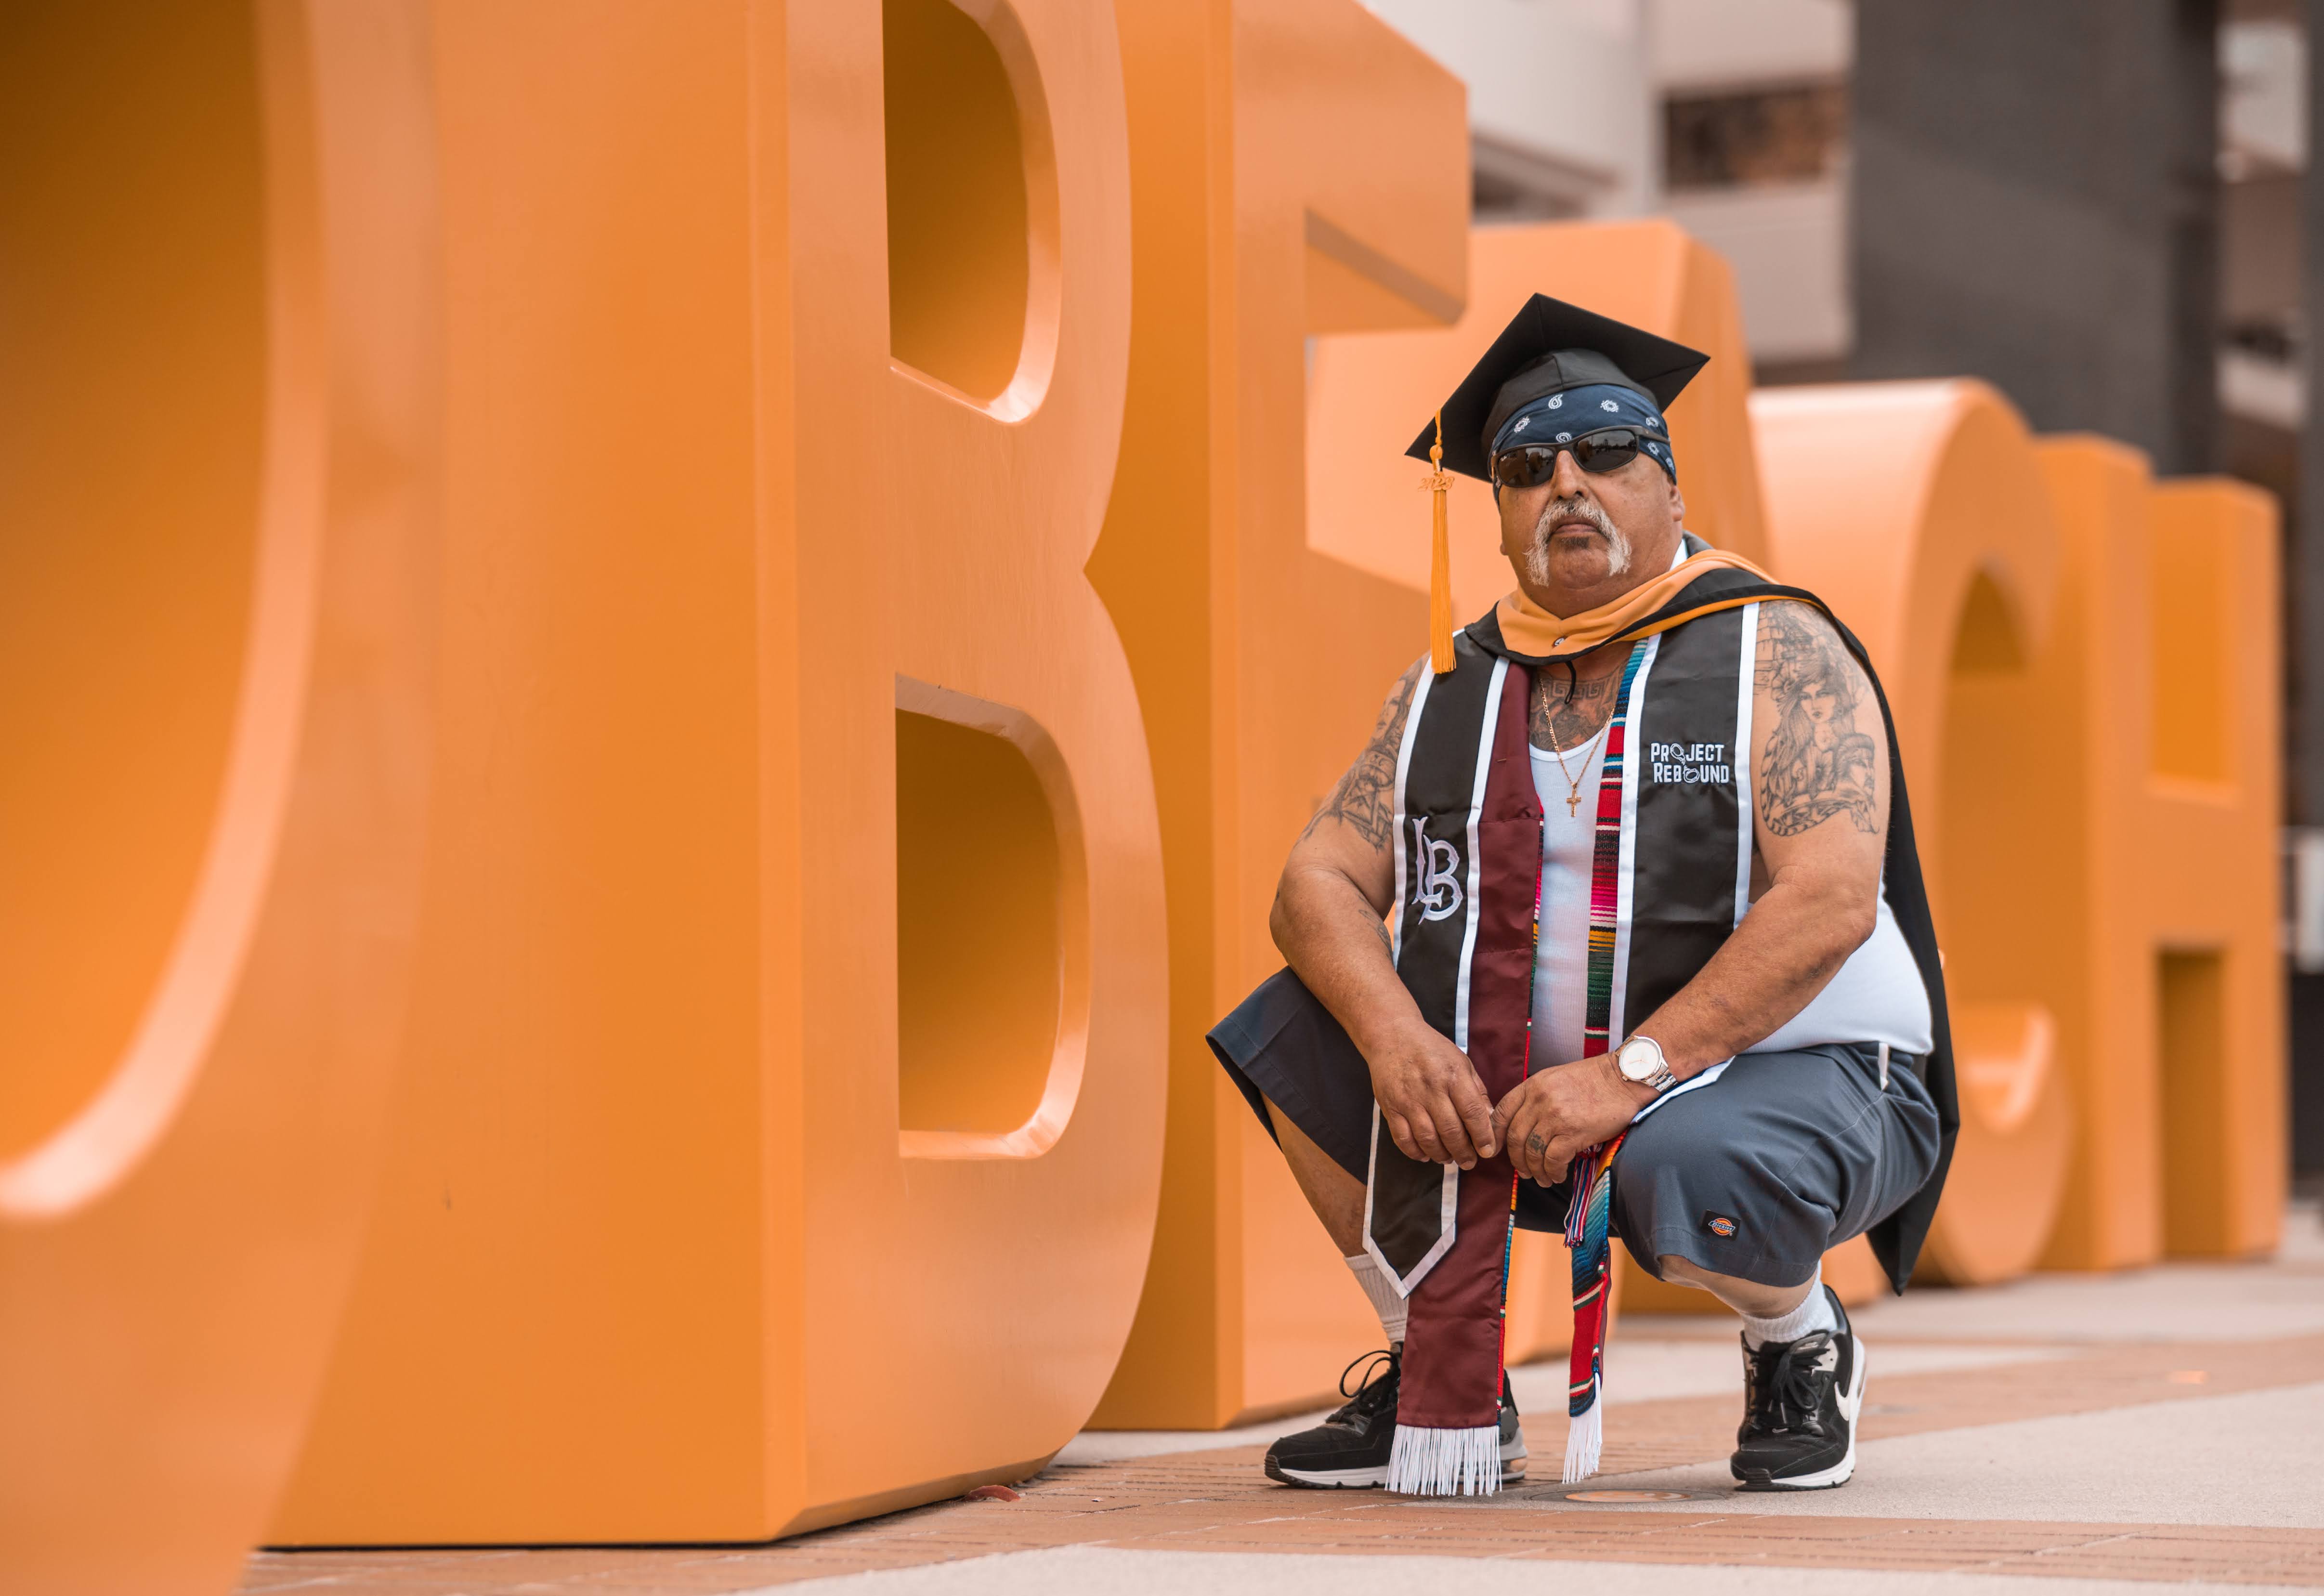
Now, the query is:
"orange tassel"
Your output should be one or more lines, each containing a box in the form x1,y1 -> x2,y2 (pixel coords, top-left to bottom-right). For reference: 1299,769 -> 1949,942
1427,410 -> 1455,674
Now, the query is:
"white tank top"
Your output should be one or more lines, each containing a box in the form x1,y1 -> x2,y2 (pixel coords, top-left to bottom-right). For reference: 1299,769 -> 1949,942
1525,737 -> 1933,1067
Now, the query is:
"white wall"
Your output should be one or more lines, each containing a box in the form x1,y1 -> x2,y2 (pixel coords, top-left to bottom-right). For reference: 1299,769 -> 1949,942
1361,0 -> 1657,215
1364,0 -> 1856,366
1648,0 -> 1850,94
2222,18 -> 2306,173
1649,0 -> 1852,367
1663,179 -> 1849,364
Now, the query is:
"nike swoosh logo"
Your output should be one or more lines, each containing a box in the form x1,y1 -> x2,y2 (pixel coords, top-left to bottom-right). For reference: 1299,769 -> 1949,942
1837,1340 -> 1867,1424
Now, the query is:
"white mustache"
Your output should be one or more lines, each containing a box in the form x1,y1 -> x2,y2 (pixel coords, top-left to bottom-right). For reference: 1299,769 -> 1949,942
1528,496 -> 1632,579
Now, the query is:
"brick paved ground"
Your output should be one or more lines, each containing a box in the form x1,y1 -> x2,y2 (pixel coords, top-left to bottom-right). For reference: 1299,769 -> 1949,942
243,1206 -> 2324,1595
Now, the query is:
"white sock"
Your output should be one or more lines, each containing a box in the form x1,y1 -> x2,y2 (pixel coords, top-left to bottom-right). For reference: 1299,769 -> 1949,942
1738,1265 -> 1836,1348
1345,1252 -> 1409,1346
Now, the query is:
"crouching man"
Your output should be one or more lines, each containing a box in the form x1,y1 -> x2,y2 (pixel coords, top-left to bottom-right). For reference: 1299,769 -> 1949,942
1210,297 -> 1955,1497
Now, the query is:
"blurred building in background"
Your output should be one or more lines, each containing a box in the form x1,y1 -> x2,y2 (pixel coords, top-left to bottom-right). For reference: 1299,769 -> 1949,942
1365,0 -> 2322,1179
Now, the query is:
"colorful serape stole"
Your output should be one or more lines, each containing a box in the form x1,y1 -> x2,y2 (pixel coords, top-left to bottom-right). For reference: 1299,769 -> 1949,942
1561,641 -> 1646,1482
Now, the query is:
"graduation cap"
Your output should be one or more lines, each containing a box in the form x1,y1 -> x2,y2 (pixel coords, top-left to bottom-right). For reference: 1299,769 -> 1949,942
1408,295 -> 1710,674
1406,294 -> 1710,482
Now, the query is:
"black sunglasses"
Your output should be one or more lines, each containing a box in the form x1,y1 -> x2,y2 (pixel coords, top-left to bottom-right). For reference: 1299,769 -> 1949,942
1490,427 -> 1661,489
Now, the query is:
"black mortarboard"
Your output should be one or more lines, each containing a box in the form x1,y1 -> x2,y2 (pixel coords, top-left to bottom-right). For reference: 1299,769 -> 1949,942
1406,294 -> 1710,482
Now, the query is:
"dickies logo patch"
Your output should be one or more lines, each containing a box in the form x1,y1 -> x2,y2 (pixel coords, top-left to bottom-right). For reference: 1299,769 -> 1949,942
1704,1212 -> 1738,1239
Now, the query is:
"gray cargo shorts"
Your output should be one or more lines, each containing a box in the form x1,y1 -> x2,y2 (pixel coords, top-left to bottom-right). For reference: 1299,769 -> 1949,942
1210,968 -> 1942,1290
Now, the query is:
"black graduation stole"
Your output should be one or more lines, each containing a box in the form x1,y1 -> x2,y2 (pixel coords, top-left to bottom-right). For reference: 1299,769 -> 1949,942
1363,612 -> 1759,1476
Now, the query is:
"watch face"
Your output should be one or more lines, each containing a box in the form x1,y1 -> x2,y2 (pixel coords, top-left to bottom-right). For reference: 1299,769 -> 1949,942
1618,1040 -> 1656,1082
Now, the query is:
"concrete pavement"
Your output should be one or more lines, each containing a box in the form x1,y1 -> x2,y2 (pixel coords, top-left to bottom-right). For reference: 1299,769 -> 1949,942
241,1200 -> 2324,1595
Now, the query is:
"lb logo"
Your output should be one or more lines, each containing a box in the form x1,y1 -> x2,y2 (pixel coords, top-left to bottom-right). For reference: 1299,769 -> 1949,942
1704,1212 -> 1738,1239
1409,820 -> 1465,923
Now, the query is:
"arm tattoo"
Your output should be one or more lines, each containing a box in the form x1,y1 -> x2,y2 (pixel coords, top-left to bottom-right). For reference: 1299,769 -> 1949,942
1304,660 -> 1423,847
1755,603 -> 1878,836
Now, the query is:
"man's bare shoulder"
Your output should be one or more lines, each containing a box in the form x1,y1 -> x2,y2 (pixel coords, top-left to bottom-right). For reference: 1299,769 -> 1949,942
1756,596 -> 1845,645
1302,655 -> 1427,850
1754,600 -> 1869,693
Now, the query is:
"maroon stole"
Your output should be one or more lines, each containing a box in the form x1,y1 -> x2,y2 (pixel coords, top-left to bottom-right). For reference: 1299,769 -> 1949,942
1364,642 -> 1538,1494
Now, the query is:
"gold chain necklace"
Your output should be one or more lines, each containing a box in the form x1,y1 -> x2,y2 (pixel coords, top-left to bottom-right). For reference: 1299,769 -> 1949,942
1546,707 -> 1614,818
1543,678 -> 1617,822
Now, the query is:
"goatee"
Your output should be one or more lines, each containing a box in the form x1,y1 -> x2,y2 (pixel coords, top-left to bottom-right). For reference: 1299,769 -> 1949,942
1527,496 -> 1632,584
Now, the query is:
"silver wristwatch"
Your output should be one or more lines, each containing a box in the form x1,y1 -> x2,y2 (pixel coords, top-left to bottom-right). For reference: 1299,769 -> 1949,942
1615,1033 -> 1678,1093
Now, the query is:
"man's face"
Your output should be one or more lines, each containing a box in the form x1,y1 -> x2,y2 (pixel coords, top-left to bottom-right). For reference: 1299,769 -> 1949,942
1497,440 -> 1686,605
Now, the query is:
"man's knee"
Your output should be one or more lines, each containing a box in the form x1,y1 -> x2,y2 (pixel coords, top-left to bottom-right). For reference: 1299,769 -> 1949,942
1658,1253 -> 1811,1318
1656,1254 -> 1713,1290
1617,1123 -> 1834,1314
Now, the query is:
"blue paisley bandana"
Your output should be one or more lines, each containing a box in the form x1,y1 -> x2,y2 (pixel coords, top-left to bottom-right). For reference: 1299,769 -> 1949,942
1491,383 -> 1676,480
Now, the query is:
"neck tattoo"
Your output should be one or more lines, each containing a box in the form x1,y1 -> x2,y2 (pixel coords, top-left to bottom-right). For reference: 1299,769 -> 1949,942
1530,651 -> 1630,816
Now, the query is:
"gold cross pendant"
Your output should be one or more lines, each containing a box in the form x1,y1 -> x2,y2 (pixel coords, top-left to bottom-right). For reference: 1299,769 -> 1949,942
1566,788 -> 1583,817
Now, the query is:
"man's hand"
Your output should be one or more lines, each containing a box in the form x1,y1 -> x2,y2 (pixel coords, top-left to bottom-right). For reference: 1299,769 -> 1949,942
1367,1018 -> 1499,1169
1492,1056 -> 1651,1184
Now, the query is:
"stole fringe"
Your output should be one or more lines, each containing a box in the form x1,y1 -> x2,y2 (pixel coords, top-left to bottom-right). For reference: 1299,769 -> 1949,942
1385,1421 -> 1502,1497
1562,1378 -> 1604,1483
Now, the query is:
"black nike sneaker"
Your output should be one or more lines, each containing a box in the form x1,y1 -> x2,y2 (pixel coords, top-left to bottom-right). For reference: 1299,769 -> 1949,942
1730,1283 -> 1865,1491
1263,1349 -> 1527,1489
